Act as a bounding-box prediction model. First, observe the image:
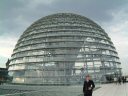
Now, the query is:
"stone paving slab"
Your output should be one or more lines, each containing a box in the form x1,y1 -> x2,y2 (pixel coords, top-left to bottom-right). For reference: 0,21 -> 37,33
93,83 -> 128,96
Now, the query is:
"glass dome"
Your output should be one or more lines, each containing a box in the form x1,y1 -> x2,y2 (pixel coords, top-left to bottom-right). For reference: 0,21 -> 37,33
8,13 -> 121,84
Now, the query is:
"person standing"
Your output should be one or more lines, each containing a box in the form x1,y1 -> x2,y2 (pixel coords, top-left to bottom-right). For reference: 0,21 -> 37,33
83,75 -> 95,96
118,77 -> 121,85
122,76 -> 127,83
122,76 -> 125,84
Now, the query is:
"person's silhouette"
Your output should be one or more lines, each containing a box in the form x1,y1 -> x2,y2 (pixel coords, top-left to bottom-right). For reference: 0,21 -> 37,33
83,75 -> 95,96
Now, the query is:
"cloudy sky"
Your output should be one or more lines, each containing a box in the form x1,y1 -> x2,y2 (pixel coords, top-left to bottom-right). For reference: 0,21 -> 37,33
0,0 -> 128,75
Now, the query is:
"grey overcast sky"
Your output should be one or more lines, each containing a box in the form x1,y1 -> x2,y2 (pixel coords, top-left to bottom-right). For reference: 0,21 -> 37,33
0,0 -> 128,75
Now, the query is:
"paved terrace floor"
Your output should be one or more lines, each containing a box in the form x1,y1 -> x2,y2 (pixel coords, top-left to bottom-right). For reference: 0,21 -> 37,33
93,83 -> 128,96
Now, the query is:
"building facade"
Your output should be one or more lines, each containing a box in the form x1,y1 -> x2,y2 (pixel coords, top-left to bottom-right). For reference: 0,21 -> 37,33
0,68 -> 8,84
8,13 -> 121,84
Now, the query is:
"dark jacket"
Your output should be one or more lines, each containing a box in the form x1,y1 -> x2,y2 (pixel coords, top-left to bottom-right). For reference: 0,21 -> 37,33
83,80 -> 95,93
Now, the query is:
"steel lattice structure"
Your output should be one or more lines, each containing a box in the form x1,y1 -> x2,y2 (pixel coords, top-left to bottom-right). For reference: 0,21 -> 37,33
8,13 -> 121,84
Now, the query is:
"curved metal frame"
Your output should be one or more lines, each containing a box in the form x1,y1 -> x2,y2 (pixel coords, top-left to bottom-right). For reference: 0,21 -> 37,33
9,13 -> 121,84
